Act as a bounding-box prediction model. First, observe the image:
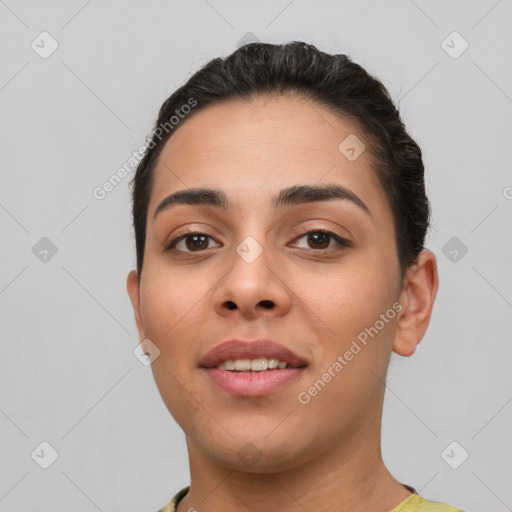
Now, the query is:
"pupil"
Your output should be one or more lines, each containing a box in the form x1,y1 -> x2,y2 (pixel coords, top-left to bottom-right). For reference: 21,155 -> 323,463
187,235 -> 207,251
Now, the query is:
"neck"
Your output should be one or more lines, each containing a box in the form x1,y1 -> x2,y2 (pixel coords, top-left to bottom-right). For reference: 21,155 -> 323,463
176,414 -> 411,512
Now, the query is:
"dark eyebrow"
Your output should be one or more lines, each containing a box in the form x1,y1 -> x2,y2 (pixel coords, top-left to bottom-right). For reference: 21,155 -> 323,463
273,184 -> 370,214
153,183 -> 371,222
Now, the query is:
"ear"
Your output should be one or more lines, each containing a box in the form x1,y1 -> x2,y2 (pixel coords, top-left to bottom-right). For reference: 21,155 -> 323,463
393,250 -> 439,357
127,269 -> 146,341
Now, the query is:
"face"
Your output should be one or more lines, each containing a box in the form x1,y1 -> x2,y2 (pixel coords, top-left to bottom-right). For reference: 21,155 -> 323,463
128,94 -> 412,473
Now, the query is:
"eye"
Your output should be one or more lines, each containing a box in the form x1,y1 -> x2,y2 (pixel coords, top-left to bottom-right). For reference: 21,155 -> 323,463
290,228 -> 351,251
165,231 -> 222,253
165,228 -> 351,253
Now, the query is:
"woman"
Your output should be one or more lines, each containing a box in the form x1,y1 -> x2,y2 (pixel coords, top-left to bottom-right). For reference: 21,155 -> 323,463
126,41 -> 464,512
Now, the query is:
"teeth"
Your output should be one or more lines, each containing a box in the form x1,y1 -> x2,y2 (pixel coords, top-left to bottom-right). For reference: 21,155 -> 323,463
267,358 -> 279,369
215,357 -> 296,371
224,360 -> 235,371
234,359 -> 251,371
251,358 -> 267,371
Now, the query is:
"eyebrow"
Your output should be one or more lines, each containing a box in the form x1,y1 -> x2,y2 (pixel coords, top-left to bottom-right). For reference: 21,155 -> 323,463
152,183 -> 371,222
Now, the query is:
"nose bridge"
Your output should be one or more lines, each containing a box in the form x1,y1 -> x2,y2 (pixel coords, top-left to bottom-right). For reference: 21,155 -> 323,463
212,225 -> 291,317
230,230 -> 272,292
231,212 -> 272,267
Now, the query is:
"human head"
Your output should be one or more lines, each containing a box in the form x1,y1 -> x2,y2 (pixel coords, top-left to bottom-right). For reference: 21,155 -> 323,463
129,41 -> 430,281
126,41 -> 438,478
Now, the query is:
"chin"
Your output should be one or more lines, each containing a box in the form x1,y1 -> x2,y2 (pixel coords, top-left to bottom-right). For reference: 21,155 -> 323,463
204,437 -> 308,474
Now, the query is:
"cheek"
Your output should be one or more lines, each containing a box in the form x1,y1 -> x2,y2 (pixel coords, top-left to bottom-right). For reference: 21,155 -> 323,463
139,273 -> 206,423
139,270 -> 205,369
297,272 -> 397,428
297,263 -> 394,340
295,261 -> 398,414
141,264 -> 204,330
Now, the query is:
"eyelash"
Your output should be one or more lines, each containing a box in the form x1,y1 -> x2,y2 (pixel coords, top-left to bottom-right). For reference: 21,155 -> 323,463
165,227 -> 351,253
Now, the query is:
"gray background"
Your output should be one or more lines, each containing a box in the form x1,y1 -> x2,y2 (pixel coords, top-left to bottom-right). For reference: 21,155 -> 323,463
1,1 -> 511,511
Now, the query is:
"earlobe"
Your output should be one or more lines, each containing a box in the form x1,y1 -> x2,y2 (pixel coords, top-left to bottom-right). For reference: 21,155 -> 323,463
126,269 -> 146,341
392,250 -> 439,357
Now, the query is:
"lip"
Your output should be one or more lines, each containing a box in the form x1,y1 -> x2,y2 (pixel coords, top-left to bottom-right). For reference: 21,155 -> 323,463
199,339 -> 308,369
199,339 -> 308,397
204,367 -> 306,397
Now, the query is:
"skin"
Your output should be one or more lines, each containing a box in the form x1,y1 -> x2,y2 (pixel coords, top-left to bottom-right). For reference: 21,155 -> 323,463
127,94 -> 439,512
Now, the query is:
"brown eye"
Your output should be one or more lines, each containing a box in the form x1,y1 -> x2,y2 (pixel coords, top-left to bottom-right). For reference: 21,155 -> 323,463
183,234 -> 209,251
291,229 -> 350,251
166,232 -> 221,253
306,231 -> 330,249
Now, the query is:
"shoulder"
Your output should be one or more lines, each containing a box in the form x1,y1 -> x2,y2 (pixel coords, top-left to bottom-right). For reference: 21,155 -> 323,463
391,491 -> 465,512
158,486 -> 465,512
418,495 -> 465,511
418,494 -> 465,512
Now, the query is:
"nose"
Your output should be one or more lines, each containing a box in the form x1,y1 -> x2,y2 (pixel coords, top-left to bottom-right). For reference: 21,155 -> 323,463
212,236 -> 292,320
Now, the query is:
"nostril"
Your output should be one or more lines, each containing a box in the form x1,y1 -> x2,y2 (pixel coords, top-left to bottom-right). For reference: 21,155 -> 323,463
226,301 -> 237,310
259,300 -> 274,309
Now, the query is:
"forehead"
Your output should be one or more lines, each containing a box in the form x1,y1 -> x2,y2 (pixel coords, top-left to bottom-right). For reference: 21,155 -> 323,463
149,94 -> 389,217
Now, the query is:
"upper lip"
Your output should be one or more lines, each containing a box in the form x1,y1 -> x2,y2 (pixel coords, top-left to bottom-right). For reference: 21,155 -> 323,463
199,339 -> 308,369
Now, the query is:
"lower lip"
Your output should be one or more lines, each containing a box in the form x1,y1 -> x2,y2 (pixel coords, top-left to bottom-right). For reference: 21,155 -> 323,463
203,368 -> 306,397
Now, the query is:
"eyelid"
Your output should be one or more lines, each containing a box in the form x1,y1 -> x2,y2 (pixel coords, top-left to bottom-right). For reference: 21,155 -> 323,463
165,226 -> 352,253
291,226 -> 352,248
165,229 -> 221,251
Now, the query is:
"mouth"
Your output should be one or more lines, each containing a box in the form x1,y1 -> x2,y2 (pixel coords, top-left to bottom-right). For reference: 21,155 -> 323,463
200,339 -> 308,397
200,338 -> 308,369
214,357 -> 306,372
